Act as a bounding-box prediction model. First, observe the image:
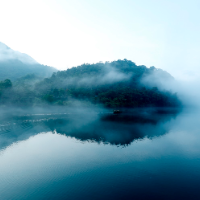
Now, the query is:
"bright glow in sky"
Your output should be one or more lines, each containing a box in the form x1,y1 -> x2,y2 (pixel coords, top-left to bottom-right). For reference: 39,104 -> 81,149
0,0 -> 200,80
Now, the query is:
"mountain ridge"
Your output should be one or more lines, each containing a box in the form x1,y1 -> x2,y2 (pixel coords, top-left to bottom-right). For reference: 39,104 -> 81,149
4,59 -> 180,108
0,42 -> 57,80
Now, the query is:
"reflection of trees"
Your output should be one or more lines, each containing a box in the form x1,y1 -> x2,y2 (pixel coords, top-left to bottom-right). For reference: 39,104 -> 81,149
44,113 -> 173,146
0,110 -> 179,150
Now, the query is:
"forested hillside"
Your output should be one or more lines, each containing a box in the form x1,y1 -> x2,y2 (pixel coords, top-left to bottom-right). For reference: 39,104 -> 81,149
0,60 -> 181,108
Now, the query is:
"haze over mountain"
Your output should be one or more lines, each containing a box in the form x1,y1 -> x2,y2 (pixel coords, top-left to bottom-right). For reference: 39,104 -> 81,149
0,42 -> 57,81
0,59 -> 181,108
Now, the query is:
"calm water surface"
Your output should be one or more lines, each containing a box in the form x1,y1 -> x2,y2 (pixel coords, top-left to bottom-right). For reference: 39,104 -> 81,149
0,108 -> 200,200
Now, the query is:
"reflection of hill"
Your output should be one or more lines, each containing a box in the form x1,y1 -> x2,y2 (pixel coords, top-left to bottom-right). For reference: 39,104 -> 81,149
44,112 -> 176,146
0,109 -> 179,150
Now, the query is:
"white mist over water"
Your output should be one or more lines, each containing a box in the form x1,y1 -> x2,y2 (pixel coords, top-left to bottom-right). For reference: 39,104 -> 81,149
0,108 -> 200,199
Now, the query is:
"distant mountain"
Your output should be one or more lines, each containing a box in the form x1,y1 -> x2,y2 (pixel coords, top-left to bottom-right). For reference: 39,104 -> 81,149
0,42 -> 57,80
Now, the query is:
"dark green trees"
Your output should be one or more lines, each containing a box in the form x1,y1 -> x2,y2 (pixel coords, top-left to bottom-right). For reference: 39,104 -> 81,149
0,79 -> 12,89
34,60 -> 181,108
0,60 -> 182,108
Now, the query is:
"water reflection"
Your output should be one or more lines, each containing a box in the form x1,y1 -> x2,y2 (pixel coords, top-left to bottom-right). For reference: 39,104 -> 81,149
0,108 -> 179,150
2,109 -> 200,200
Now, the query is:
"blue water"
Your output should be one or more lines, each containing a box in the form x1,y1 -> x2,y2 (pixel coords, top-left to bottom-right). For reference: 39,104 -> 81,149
0,109 -> 200,199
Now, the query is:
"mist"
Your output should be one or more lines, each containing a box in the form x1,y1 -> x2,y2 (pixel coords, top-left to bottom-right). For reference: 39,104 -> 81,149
0,100 -> 178,151
55,63 -> 132,88
140,67 -> 200,108
0,42 -> 37,65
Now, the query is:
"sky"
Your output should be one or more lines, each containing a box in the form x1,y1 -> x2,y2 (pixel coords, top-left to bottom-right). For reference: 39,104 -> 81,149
0,0 -> 200,80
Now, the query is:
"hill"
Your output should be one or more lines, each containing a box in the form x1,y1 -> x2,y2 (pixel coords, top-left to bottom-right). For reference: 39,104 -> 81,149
0,59 -> 181,108
0,42 -> 57,80
33,59 -> 180,108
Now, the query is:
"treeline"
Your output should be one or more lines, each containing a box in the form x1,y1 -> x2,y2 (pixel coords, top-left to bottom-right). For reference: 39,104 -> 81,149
0,60 -> 181,108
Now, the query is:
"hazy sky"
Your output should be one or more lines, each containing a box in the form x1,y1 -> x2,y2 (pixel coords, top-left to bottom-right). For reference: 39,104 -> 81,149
0,0 -> 200,80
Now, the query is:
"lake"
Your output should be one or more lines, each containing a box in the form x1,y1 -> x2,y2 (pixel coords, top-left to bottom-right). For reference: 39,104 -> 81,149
0,108 -> 200,200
